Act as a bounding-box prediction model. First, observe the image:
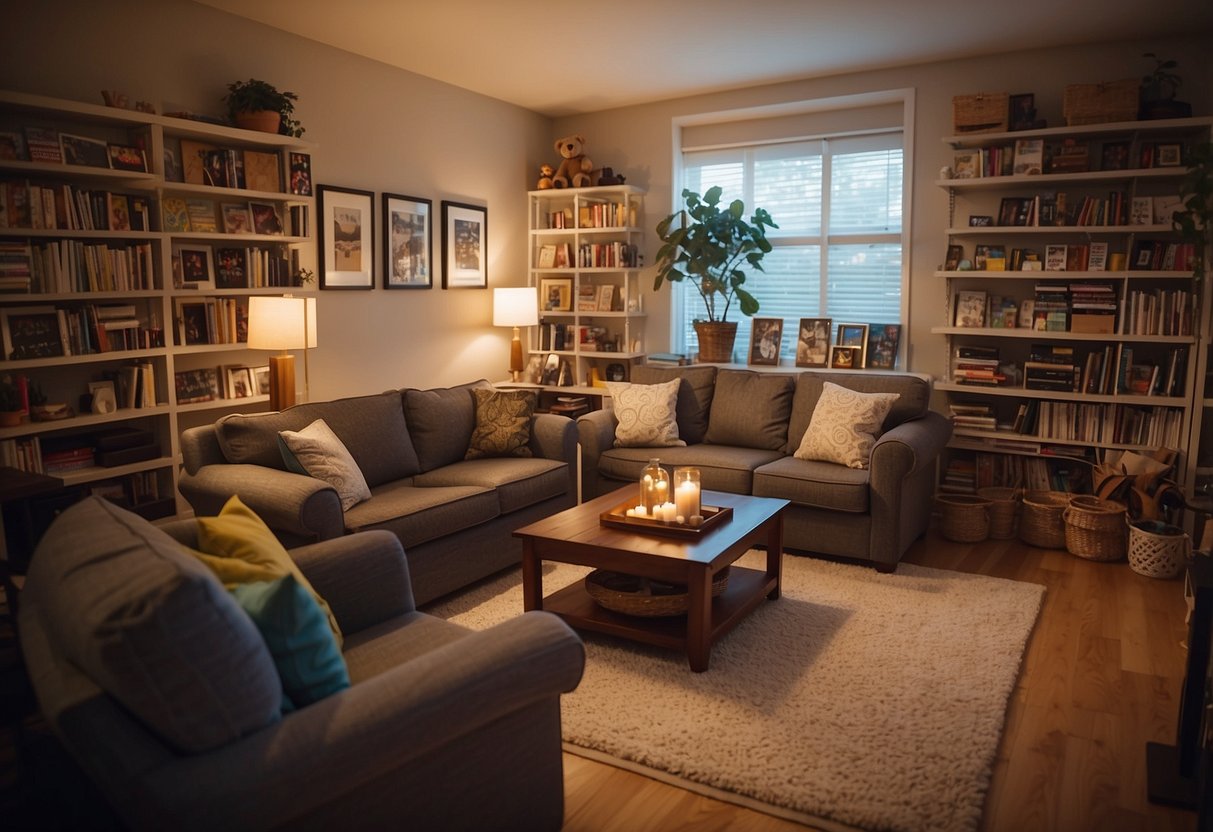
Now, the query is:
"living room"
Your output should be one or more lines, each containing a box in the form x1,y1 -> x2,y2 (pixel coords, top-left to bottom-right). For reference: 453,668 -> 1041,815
3,1 -> 1213,830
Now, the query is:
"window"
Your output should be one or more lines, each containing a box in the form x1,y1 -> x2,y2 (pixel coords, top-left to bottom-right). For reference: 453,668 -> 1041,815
676,127 -> 905,362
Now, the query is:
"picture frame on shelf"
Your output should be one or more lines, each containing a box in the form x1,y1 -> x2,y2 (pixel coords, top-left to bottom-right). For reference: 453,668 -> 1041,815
214,248 -> 249,289
174,368 -> 219,404
540,277 -> 572,311
243,151 -> 281,193
1100,141 -> 1130,171
748,317 -> 783,366
382,192 -> 432,289
954,291 -> 987,328
249,201 -> 284,236
1008,93 -> 1038,131
224,366 -> 254,399
221,202 -> 252,234
836,322 -> 869,367
59,132 -> 110,168
537,244 -> 557,269
317,184 -> 374,290
174,245 -> 215,290
162,197 -> 190,233
1,306 -> 66,360
289,152 -> 312,196
441,200 -> 487,289
186,199 -> 218,233
107,194 -> 131,231
87,380 -> 117,414
865,323 -> 902,370
596,284 -> 616,311
1155,144 -> 1182,167
252,365 -> 271,396
0,131 -> 27,161
944,244 -> 964,271
795,317 -> 831,368
106,144 -> 147,172
968,215 -> 993,227
829,345 -> 860,370
176,300 -> 210,346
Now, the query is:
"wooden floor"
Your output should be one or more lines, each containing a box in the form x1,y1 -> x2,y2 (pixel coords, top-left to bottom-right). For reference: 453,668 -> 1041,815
560,529 -> 1199,832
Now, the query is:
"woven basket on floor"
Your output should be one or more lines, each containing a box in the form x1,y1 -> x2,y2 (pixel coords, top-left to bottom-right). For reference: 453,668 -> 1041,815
1020,491 -> 1069,549
1063,496 -> 1127,561
936,494 -> 992,543
977,486 -> 1021,539
584,567 -> 730,617
1127,521 -> 1188,579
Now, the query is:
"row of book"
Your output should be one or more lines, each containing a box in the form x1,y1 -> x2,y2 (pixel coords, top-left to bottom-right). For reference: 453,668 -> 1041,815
176,140 -> 311,196
162,197 -> 308,237
940,452 -> 1091,494
576,242 -> 638,269
994,191 -> 1135,227
209,246 -> 301,290
952,138 -> 1187,181
953,282 -> 1195,337
64,303 -> 162,354
174,297 -> 247,346
536,322 -> 611,352
544,201 -> 637,231
950,344 -> 1187,397
0,239 -> 157,294
0,179 -> 153,233
1132,240 -> 1199,272
1017,401 -> 1184,448
174,365 -> 267,404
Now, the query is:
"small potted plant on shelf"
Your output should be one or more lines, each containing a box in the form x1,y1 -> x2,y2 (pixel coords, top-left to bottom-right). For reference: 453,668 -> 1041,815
1139,53 -> 1192,120
654,186 -> 777,362
224,78 -> 305,137
0,377 -> 24,427
1172,141 -> 1213,279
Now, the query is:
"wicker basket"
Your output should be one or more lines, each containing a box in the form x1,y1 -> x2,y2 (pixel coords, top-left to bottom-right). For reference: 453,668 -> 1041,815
584,568 -> 730,617
1020,491 -> 1069,549
693,321 -> 738,363
1128,521 -> 1188,579
936,493 -> 992,543
977,487 -> 1021,539
1063,79 -> 1139,126
952,92 -> 1009,134
1063,496 -> 1127,561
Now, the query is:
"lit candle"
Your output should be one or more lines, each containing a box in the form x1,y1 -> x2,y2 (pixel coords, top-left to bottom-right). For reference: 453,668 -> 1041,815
675,479 -> 701,520
634,505 -> 646,517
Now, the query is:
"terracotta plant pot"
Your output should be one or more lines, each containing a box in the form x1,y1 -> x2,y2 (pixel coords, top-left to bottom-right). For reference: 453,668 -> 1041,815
234,109 -> 281,134
693,321 -> 738,363
0,410 -> 23,428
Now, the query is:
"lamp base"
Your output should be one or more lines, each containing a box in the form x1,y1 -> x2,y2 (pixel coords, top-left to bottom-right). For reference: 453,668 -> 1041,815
509,330 -> 525,383
267,354 -> 296,411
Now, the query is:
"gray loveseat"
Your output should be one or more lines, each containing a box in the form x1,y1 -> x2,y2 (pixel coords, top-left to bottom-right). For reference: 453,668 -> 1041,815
20,496 -> 585,831
179,380 -> 577,605
578,366 -> 952,571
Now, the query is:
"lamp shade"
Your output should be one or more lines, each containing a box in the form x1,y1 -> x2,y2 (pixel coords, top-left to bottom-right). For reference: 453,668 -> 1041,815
493,287 -> 538,328
247,296 -> 317,350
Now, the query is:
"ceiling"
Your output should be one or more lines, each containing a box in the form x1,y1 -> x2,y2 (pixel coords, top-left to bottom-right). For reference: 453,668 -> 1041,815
195,0 -> 1212,118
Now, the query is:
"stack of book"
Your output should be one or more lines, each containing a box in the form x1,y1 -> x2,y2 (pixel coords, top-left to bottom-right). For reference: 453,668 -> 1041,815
647,353 -> 689,367
1024,344 -> 1079,392
1032,283 -> 1069,331
41,437 -> 96,474
1068,282 -> 1117,333
0,241 -> 31,292
951,345 -> 1005,386
548,395 -> 588,418
949,403 -> 997,432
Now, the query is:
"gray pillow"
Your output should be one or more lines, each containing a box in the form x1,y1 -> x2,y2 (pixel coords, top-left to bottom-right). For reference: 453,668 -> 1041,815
703,369 -> 794,450
403,380 -> 492,471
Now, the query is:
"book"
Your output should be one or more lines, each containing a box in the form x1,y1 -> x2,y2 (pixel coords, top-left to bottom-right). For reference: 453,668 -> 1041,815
162,198 -> 190,233
288,152 -> 312,196
1044,245 -> 1067,271
214,248 -> 249,289
23,127 -> 62,163
107,144 -> 147,172
179,139 -> 219,186
185,199 -> 218,233
953,151 -> 981,179
249,202 -> 283,235
221,202 -> 252,234
1012,139 -> 1043,175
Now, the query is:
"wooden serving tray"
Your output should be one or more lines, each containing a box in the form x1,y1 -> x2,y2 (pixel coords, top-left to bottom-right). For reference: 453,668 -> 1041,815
598,499 -> 732,538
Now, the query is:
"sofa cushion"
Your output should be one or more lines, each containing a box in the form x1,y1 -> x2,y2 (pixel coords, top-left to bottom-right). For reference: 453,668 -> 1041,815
404,380 -> 492,471
24,497 -> 281,753
278,419 -> 373,510
598,444 -> 784,495
703,369 -> 795,450
753,456 -> 871,513
413,457 -> 569,514
785,372 -> 930,455
214,392 -> 420,487
629,365 -> 718,444
794,382 -> 899,469
230,574 -> 350,711
465,388 -> 536,459
605,378 -> 685,447
344,482 -> 500,549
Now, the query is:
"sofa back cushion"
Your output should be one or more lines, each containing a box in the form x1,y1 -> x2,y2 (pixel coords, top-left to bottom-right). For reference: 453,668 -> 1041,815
703,369 -> 795,450
404,380 -> 492,471
629,365 -> 718,444
215,392 -> 420,487
785,371 -> 931,454
24,497 -> 281,753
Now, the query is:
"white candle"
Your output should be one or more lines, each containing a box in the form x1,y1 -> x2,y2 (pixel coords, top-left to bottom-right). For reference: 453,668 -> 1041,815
676,480 -> 701,520
634,505 -> 646,517
664,502 -> 677,522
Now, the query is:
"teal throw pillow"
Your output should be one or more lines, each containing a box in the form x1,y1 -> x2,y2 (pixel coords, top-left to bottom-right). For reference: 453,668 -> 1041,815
230,574 -> 350,712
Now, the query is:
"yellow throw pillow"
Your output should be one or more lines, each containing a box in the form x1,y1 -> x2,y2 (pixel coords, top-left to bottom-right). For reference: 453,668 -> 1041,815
794,382 -> 900,470
193,495 -> 342,646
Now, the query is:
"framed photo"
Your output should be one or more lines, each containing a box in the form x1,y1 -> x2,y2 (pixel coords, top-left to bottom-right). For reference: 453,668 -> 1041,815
1156,143 -> 1182,167
539,277 -> 572,311
537,244 -> 557,269
795,317 -> 831,368
107,144 -> 147,172
185,199 -> 218,233
289,152 -> 313,196
968,215 -> 993,227
944,244 -> 964,271
1008,93 -> 1037,131
107,194 -> 131,231
865,323 -> 902,370
214,248 -> 249,289
836,322 -> 869,367
382,192 -> 432,289
1100,141 -> 1130,171
59,132 -> 110,168
540,352 -> 562,386
829,345 -> 860,370
2,306 -> 65,360
225,366 -> 254,399
748,317 -> 783,366
318,184 -> 374,289
249,201 -> 284,236
441,200 -> 487,289
596,284 -> 616,311
174,245 -> 214,290
252,365 -> 271,396
174,368 -> 219,404
176,300 -> 210,346
221,202 -> 252,234
954,290 -> 987,327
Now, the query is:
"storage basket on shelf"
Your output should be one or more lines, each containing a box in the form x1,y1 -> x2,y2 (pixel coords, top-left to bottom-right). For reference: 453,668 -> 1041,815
951,92 -> 1009,134
1062,79 -> 1139,125
1020,491 -> 1069,549
936,493 -> 992,543
977,486 -> 1021,540
1063,495 -> 1127,561
1127,520 -> 1189,579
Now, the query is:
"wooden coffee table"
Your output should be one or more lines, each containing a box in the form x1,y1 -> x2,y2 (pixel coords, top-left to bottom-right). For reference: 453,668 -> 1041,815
513,486 -> 789,671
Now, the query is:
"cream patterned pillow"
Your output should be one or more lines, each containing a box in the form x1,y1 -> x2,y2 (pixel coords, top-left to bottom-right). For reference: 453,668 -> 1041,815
795,382 -> 900,469
606,378 -> 685,448
278,419 -> 372,510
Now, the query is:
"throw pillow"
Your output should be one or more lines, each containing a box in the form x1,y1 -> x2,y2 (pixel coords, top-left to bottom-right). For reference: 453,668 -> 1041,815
278,418 -> 372,511
605,378 -> 685,448
230,574 -> 350,712
465,388 -> 536,459
795,382 -> 900,469
193,495 -> 343,646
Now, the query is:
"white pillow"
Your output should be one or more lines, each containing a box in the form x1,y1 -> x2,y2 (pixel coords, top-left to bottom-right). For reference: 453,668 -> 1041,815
278,419 -> 372,510
605,378 -> 685,448
795,382 -> 900,469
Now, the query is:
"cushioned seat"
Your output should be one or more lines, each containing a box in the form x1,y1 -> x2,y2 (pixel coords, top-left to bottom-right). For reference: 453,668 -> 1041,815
753,456 -> 870,513
413,457 -> 569,514
340,612 -> 473,681
600,444 -> 785,494
345,483 -> 499,548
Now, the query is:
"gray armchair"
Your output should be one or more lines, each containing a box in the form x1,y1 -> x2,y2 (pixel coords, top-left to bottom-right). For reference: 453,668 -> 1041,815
19,497 -> 585,831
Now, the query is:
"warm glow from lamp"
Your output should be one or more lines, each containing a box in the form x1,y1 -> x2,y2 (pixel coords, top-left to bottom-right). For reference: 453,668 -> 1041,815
493,287 -> 538,381
248,295 -> 317,410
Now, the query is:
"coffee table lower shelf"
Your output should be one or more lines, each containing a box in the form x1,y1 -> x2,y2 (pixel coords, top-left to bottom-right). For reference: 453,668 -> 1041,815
541,565 -> 775,653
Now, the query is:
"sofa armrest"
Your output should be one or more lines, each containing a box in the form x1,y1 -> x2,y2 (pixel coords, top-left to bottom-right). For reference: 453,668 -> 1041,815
137,611 -> 585,831
179,425 -> 225,474
529,412 -> 578,496
868,410 -> 953,569
870,410 -> 953,481
290,530 -> 416,633
576,408 -> 618,499
177,464 -> 344,543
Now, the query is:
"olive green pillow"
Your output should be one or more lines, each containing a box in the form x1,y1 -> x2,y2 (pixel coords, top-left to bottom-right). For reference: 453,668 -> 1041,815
465,388 -> 537,459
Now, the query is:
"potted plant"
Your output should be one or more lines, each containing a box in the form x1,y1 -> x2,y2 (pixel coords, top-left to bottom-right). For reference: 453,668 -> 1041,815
0,376 -> 23,427
1139,53 -> 1192,120
1172,141 -> 1213,280
654,186 -> 777,362
224,79 -> 304,137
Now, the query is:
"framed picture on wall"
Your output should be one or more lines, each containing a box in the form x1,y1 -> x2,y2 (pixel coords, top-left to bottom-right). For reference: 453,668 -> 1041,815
795,317 -> 831,368
317,184 -> 374,289
382,193 -> 432,289
441,200 -> 487,289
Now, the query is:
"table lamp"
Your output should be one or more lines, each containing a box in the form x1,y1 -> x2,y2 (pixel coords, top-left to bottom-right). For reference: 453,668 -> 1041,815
247,295 -> 317,411
493,287 -> 538,382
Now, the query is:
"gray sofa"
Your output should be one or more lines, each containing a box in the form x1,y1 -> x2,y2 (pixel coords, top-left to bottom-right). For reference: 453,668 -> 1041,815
578,366 -> 952,571
178,380 -> 577,605
19,496 -> 585,831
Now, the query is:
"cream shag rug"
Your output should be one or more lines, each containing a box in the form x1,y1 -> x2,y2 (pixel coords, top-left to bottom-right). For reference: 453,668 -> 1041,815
428,552 -> 1044,832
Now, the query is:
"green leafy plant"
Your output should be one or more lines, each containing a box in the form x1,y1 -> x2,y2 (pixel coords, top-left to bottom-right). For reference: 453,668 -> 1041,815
0,377 -> 20,411
1141,53 -> 1181,102
654,187 -> 777,322
294,267 -> 315,285
27,380 -> 46,407
1172,141 -> 1213,279
224,78 -> 304,137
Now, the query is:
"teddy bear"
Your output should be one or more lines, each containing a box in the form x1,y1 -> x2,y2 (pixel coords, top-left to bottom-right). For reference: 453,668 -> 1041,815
536,163 -> 554,190
551,134 -> 593,189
